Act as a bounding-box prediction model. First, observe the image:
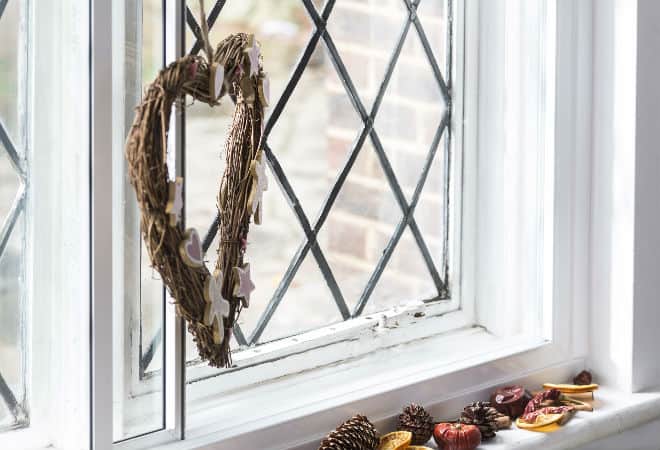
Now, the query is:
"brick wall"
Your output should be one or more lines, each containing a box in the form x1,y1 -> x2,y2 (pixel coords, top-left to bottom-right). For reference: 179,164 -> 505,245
324,0 -> 448,309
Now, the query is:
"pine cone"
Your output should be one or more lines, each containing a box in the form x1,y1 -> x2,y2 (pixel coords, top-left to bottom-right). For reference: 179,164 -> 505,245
318,415 -> 379,450
397,404 -> 434,445
573,370 -> 593,385
459,401 -> 510,440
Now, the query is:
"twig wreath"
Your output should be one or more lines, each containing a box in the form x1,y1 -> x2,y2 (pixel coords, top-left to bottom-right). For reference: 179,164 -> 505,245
125,3 -> 269,367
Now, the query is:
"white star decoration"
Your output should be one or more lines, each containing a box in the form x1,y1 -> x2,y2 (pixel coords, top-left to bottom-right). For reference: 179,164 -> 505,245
251,155 -> 268,215
233,263 -> 255,308
258,74 -> 270,107
165,177 -> 184,226
210,62 -> 225,101
244,34 -> 261,78
204,270 -> 231,344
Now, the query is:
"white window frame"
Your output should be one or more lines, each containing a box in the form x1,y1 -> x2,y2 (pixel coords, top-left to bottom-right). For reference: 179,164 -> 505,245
9,0 -> 660,449
1,1 -> 92,449
101,0 -> 592,449
116,0 -> 467,433
102,0 -> 594,449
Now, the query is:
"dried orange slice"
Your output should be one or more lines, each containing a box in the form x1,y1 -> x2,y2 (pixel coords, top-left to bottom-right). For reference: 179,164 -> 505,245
530,422 -> 562,433
542,383 -> 599,393
377,431 -> 412,450
516,413 -> 563,430
407,446 -> 433,450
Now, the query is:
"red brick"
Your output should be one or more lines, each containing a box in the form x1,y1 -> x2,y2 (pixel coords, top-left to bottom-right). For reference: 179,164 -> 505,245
326,216 -> 368,260
333,179 -> 400,225
329,92 -> 360,130
394,61 -> 444,104
375,100 -> 418,141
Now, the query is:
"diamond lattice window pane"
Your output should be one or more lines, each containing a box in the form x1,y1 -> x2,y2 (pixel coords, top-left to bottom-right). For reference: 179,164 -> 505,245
367,227 -> 437,313
184,0 -> 314,233
0,212 -> 26,430
266,48 -> 363,218
257,254 -> 343,343
326,0 -> 407,107
0,0 -> 25,152
178,0 -> 453,354
186,0 -> 314,106
416,0 -> 450,73
233,185 -> 309,342
0,151 -> 20,224
412,134 -> 447,274
373,25 -> 447,202
316,139 -> 402,312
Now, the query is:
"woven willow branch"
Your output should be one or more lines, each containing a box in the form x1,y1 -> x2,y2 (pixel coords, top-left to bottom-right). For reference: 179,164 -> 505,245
125,33 -> 265,367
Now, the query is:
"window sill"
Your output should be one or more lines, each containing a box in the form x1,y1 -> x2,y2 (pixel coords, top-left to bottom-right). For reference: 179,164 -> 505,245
117,320 -> 566,450
162,383 -> 660,450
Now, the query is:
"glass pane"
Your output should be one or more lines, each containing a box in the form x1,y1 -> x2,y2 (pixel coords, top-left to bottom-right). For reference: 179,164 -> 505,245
0,212 -> 26,432
182,0 -> 453,359
413,134 -> 447,274
139,0 -> 166,377
373,11 -> 448,201
258,254 -> 343,343
0,0 -> 25,151
327,0 -> 407,108
0,0 -> 27,433
368,227 -> 436,314
112,0 -> 165,441
227,186 -> 307,343
183,0 -> 319,359
0,152 -> 20,225
417,0 -> 450,75
316,137 -> 401,312
184,0 -> 315,232
266,47 -> 363,218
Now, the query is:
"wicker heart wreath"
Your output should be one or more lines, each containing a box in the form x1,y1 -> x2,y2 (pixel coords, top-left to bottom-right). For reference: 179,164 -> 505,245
125,29 -> 269,367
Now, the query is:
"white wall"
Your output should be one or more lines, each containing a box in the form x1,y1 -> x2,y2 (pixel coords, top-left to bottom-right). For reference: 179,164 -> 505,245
589,0 -> 660,394
631,0 -> 660,393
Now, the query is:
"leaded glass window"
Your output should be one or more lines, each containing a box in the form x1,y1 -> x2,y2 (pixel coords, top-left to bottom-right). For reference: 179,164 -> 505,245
0,0 -> 29,432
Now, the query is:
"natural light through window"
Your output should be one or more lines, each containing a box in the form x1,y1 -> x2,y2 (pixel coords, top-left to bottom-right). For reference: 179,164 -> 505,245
113,0 -> 455,441
0,0 -> 28,433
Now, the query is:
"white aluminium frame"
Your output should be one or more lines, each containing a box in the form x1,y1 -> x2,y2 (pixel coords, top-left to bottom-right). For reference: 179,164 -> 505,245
116,0 -> 467,439
94,0 -> 188,447
92,0 -> 593,449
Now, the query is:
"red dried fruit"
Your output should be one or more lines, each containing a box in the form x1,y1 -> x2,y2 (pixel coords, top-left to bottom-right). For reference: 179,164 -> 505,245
490,385 -> 533,418
433,423 -> 481,450
521,406 -> 574,424
523,389 -> 562,416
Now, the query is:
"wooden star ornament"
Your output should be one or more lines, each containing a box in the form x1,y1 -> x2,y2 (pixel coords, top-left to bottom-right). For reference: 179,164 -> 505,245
233,263 -> 255,308
165,177 -> 184,226
247,151 -> 268,224
244,34 -> 261,78
204,270 -> 231,344
258,73 -> 270,107
209,62 -> 225,101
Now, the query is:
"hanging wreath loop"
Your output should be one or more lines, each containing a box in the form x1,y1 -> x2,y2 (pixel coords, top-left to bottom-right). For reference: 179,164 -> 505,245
125,30 -> 269,367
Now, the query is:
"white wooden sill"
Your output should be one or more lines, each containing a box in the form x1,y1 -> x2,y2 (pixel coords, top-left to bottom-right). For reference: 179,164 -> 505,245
117,325 -> 563,450
160,381 -> 660,450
